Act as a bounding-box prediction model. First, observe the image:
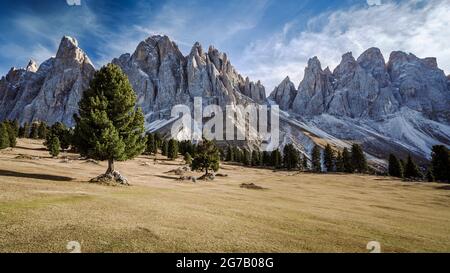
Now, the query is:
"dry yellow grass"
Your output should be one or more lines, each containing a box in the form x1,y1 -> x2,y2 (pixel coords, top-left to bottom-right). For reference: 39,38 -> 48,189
0,139 -> 449,253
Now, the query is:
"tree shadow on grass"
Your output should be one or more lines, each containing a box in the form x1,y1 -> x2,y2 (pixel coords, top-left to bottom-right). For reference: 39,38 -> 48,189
154,175 -> 179,181
15,145 -> 47,151
434,185 -> 450,190
0,169 -> 74,182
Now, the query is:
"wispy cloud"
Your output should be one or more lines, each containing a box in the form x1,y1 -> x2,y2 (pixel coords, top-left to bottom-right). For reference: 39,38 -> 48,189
241,0 -> 450,92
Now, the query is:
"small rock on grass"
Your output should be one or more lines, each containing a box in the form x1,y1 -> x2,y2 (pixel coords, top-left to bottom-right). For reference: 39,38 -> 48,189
90,171 -> 129,186
240,183 -> 266,190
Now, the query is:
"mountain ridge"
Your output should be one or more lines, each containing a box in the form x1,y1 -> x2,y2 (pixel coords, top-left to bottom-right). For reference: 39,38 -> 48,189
1,34 -> 449,165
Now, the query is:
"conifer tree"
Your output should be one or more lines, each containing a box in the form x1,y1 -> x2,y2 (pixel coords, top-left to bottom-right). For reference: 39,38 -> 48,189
73,63 -> 146,176
251,150 -> 261,166
5,122 -> 16,148
242,149 -> 251,166
0,122 -> 10,149
225,146 -> 234,162
399,158 -> 405,170
311,145 -> 322,173
191,139 -> 220,176
184,152 -> 192,165
262,151 -> 270,166
430,145 -> 449,182
19,122 -> 30,138
161,140 -> 168,156
351,144 -> 367,173
145,133 -> 156,155
404,155 -> 422,180
168,139 -> 179,160
153,133 -> 162,149
271,149 -> 282,169
426,168 -> 435,182
18,126 -> 25,138
302,154 -> 308,171
219,147 -> 225,161
388,154 -> 403,178
51,123 -> 72,151
233,147 -> 241,163
342,148 -> 353,173
323,144 -> 335,172
30,122 -> 39,139
13,120 -> 19,134
179,140 -> 195,156
48,135 -> 61,157
38,122 -> 48,139
283,144 -> 300,170
335,151 -> 344,172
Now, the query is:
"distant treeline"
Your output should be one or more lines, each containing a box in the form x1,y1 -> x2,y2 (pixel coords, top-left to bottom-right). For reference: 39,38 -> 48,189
2,119 -> 448,183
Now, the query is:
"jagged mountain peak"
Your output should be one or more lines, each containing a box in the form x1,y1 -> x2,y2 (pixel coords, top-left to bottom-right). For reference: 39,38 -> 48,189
270,47 -> 450,163
357,47 -> 385,66
56,36 -> 78,57
387,50 -> 418,66
341,52 -> 355,61
269,76 -> 296,111
55,35 -> 94,69
26,59 -> 38,73
306,56 -> 323,72
357,47 -> 390,87
0,35 -> 96,126
423,57 -> 438,69
281,76 -> 292,84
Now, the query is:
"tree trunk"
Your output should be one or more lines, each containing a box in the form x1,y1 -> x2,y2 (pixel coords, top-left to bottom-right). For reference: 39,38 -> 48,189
107,158 -> 115,174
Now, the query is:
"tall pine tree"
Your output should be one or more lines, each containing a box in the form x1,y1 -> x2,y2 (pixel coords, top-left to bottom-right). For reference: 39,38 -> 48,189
0,122 -> 10,149
404,155 -> 422,180
311,145 -> 322,173
251,150 -> 261,166
351,144 -> 367,173
74,63 -> 146,177
335,151 -> 344,172
430,145 -> 449,182
242,149 -> 251,166
191,139 -> 220,176
30,122 -> 39,139
161,140 -> 169,156
225,146 -> 234,162
168,139 -> 179,160
271,149 -> 282,169
323,144 -> 335,172
342,148 -> 353,173
262,151 -> 270,166
283,144 -> 300,170
302,154 -> 308,171
38,122 -> 48,139
388,154 -> 403,178
48,135 -> 61,158
145,133 -> 156,155
22,122 -> 30,138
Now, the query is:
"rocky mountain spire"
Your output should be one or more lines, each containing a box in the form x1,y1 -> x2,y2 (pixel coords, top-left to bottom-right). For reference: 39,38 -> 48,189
26,59 -> 38,73
291,57 -> 334,116
269,76 -> 296,111
113,35 -> 267,124
356,47 -> 390,88
0,36 -> 95,126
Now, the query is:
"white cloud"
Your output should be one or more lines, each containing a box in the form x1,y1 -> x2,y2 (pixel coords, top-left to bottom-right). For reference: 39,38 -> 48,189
241,0 -> 450,92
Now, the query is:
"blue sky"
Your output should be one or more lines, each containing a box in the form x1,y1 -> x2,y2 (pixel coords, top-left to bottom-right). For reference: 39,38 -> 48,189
0,0 -> 449,91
